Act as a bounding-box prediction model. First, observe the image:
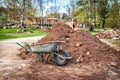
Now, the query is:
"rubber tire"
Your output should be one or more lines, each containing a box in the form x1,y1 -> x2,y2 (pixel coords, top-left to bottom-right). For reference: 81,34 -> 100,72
54,50 -> 70,66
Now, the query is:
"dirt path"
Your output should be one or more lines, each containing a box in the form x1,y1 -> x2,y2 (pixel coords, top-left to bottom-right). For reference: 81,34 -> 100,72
0,36 -> 44,74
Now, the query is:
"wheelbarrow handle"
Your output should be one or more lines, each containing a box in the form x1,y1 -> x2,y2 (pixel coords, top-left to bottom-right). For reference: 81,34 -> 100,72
16,42 -> 31,51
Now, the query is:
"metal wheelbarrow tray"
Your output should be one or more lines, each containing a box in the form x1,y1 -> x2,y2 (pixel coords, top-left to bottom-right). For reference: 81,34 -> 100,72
16,41 -> 72,66
30,41 -> 63,52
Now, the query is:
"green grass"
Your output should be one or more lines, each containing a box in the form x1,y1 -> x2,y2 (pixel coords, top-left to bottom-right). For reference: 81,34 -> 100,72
0,28 -> 48,40
0,26 -> 114,40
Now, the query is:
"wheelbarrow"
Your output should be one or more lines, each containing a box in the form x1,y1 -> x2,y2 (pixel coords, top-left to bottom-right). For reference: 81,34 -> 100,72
16,41 -> 72,66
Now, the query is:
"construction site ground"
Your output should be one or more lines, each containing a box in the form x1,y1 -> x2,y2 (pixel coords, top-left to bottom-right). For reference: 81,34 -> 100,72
0,23 -> 120,80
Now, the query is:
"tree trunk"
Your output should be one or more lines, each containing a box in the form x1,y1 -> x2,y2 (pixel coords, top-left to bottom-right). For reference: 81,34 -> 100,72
21,14 -> 25,32
101,18 -> 105,28
20,0 -> 26,33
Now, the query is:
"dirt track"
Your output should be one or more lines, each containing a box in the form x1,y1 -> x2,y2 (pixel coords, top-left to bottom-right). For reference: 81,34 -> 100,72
0,36 -> 44,74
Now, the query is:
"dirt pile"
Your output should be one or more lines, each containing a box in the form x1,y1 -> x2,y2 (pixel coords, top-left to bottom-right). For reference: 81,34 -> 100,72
37,23 -> 120,64
95,30 -> 120,39
6,23 -> 120,80
18,43 -> 37,60
18,23 -> 120,64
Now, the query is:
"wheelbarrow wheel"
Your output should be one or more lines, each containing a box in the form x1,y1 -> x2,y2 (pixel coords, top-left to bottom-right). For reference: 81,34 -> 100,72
54,50 -> 70,66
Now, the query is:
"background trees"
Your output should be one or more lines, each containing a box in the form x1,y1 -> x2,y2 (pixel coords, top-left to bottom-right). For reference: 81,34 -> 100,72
0,0 -> 35,32
0,0 -> 119,29
76,0 -> 120,29
98,0 -> 110,28
107,0 -> 120,29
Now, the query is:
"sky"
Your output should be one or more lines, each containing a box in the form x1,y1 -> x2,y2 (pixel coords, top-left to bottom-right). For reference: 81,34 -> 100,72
0,0 -> 71,16
54,0 -> 70,13
37,0 -> 71,16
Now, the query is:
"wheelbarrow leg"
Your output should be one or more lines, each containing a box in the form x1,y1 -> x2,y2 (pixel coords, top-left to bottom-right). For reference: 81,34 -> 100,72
36,53 -> 38,64
46,54 -> 50,62
42,53 -> 44,61
39,53 -> 44,61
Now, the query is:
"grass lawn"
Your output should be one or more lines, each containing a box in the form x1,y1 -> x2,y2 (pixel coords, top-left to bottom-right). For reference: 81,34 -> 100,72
0,26 -> 114,40
0,28 -> 48,40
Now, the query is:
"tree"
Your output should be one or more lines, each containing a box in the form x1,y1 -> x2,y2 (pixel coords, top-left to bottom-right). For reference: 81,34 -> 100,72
76,0 -> 88,25
46,0 -> 54,16
109,0 -> 120,29
62,13 -> 67,20
35,0 -> 44,17
64,4 -> 71,16
64,0 -> 77,16
0,7 -> 8,25
19,0 -> 26,32
47,12 -> 60,19
33,0 -> 45,28
1,0 -> 19,22
76,0 -> 114,28
98,0 -> 111,28
1,0 -> 32,32
48,0 -> 60,19
70,0 -> 77,16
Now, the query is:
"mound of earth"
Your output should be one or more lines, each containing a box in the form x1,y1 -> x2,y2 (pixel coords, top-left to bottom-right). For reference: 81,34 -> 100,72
6,23 -> 120,80
19,23 -> 120,65
37,23 -> 120,64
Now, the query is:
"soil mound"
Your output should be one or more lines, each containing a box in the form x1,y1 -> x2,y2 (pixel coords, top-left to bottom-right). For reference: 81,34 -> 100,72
18,23 -> 120,64
7,23 -> 120,80
37,23 -> 120,64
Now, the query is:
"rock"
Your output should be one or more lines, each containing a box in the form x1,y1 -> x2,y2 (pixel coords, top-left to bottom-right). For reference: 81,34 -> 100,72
76,55 -> 83,63
86,52 -> 90,55
65,38 -> 70,41
69,30 -> 74,33
75,42 -> 82,47
110,62 -> 118,67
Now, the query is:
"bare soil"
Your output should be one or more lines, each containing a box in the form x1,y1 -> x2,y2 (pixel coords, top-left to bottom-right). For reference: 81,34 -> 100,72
0,23 -> 120,80
0,36 -> 44,79
100,39 -> 120,52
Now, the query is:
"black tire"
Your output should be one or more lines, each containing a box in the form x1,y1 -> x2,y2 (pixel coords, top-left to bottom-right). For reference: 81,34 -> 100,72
54,50 -> 70,66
